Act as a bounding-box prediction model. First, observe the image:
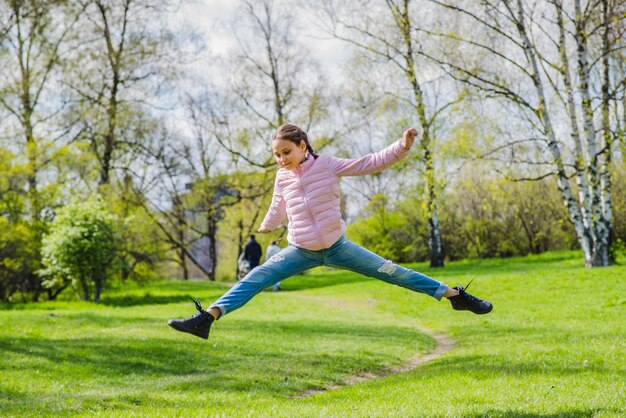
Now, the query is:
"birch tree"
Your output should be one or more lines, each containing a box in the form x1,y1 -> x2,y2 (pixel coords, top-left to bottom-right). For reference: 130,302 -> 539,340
424,0 -> 626,266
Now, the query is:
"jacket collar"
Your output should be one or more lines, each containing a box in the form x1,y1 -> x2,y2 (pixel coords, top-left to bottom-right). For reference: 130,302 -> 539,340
299,155 -> 315,172
283,155 -> 315,177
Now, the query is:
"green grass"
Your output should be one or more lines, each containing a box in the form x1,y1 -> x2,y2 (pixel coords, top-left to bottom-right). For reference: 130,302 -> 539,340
1,250 -> 624,417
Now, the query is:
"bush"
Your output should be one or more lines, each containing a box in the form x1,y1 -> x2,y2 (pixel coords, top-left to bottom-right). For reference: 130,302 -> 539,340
348,166 -> 577,263
441,170 -> 576,260
348,193 -> 431,263
40,196 -> 121,302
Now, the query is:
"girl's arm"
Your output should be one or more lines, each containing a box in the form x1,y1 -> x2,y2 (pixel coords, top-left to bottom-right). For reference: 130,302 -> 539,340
329,129 -> 418,177
258,175 -> 286,233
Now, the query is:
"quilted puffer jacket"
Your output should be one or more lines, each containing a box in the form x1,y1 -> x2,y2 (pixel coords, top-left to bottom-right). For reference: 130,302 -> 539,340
259,140 -> 411,250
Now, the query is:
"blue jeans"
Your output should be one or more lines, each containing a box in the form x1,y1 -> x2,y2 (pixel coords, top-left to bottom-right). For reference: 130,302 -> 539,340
210,236 -> 448,317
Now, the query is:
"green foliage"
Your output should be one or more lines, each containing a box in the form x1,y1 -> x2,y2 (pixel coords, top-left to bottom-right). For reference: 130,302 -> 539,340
0,148 -> 28,222
0,148 -> 43,302
40,196 -> 121,302
611,165 -> 626,262
442,168 -> 575,260
0,219 -> 40,302
349,194 -> 429,262
349,165 -> 576,262
99,185 -> 167,283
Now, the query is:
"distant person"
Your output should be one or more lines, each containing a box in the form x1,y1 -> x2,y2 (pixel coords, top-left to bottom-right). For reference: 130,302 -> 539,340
243,235 -> 262,270
265,241 -> 283,291
169,124 -> 493,340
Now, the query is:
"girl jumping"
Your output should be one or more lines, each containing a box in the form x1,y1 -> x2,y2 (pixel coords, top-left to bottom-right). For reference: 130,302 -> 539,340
168,124 -> 493,339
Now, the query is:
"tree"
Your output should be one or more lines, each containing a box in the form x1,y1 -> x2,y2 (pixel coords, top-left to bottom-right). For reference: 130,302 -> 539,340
319,0 -> 459,267
66,0 -> 181,186
130,120 -> 248,281
229,0 -> 327,133
40,196 -> 120,302
0,148 -> 41,301
424,0 -> 626,266
0,2 -> 84,300
56,0 -> 189,281
0,1 -> 80,223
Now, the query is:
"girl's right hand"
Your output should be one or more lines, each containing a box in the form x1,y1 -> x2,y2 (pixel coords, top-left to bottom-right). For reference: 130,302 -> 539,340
257,226 -> 270,233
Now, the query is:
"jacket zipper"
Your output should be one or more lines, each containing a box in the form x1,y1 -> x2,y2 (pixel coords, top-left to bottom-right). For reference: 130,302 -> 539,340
297,166 -> 326,249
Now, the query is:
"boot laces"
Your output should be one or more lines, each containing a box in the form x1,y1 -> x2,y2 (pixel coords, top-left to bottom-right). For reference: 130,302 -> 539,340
189,298 -> 208,322
191,297 -> 204,313
457,277 -> 475,293
457,278 -> 482,304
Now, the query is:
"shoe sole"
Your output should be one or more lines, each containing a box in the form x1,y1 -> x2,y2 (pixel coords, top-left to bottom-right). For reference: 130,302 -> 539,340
168,320 -> 209,339
452,305 -> 493,315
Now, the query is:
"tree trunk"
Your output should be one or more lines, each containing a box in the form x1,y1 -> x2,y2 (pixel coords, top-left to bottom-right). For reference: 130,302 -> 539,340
83,282 -> 91,301
93,279 -> 102,303
554,1 -> 592,226
573,0 -> 612,266
47,282 -> 70,301
207,216 -> 217,281
180,249 -> 189,280
100,73 -> 118,185
428,190 -> 444,267
236,219 -> 244,278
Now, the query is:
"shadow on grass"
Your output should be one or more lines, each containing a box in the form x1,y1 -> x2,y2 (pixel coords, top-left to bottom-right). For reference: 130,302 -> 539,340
0,316 -> 431,399
100,294 -> 199,307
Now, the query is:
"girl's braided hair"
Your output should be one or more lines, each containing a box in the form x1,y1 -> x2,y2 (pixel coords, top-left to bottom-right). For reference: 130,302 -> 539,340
271,124 -> 319,159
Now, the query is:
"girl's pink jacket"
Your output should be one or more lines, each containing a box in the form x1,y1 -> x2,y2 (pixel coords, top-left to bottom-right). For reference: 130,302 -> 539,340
260,140 -> 411,250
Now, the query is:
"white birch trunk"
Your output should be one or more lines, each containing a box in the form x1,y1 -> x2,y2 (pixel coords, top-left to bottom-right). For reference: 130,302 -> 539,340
515,0 -> 596,266
554,1 -> 592,229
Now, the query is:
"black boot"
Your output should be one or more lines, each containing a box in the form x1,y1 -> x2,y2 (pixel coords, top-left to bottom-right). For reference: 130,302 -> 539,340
448,279 -> 493,315
168,298 -> 215,339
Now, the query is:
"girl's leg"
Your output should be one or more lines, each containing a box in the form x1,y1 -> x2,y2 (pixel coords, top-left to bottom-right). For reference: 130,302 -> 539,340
325,237 -> 448,300
209,245 -> 321,318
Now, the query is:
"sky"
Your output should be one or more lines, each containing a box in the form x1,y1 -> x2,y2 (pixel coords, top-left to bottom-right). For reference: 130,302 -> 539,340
180,0 -> 350,81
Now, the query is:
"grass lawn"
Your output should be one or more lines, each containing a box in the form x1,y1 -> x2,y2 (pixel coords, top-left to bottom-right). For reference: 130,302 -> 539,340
0,250 -> 624,417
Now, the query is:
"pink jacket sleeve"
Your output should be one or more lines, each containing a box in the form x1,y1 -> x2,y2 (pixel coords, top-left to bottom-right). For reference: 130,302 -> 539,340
328,140 -> 411,177
259,174 -> 286,231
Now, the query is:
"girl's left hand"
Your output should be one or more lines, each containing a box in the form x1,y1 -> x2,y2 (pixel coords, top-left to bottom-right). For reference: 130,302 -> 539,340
401,128 -> 418,150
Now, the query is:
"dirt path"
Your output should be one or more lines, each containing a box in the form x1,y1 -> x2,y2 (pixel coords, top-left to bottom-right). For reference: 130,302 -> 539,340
295,326 -> 455,398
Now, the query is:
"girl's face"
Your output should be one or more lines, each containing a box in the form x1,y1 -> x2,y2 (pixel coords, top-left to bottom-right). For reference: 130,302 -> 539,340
272,138 -> 307,171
